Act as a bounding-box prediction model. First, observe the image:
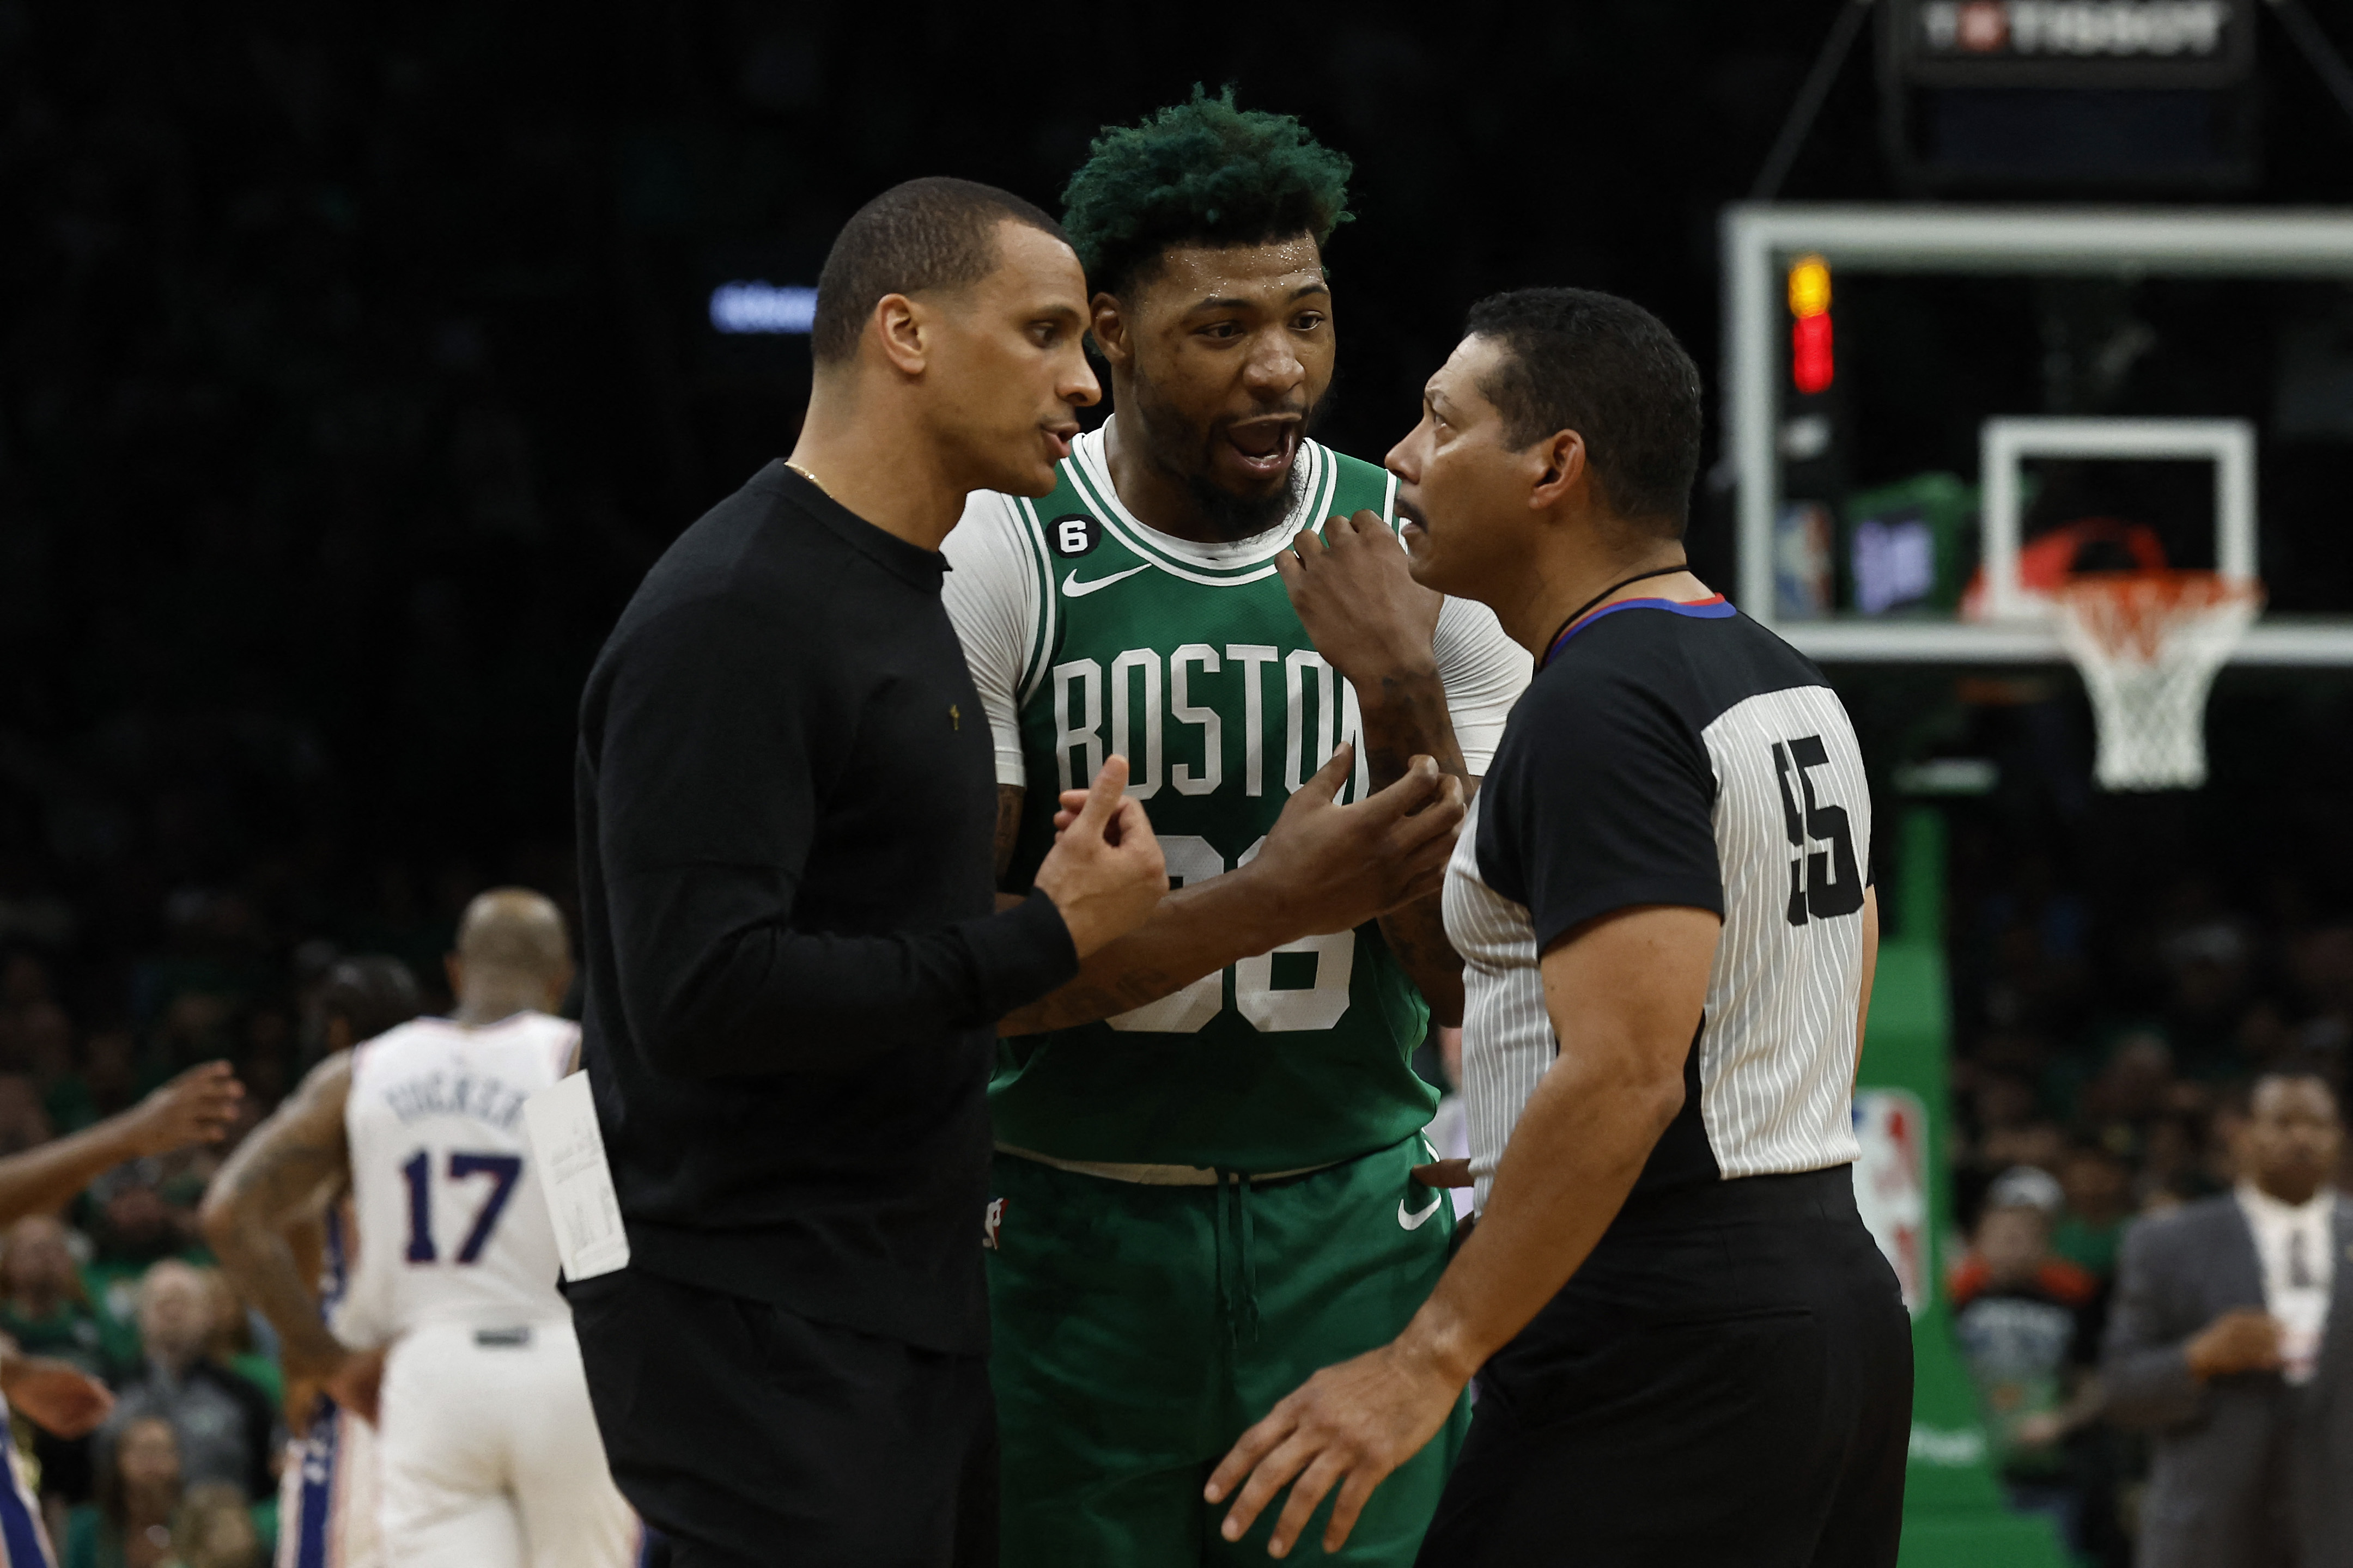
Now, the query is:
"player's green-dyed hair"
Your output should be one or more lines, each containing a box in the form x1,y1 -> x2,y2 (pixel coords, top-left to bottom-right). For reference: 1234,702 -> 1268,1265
1061,86 -> 1353,300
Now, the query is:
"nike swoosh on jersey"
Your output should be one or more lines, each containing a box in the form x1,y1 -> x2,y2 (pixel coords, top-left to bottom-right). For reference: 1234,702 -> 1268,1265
1398,1193 -> 1444,1231
1063,563 -> 1152,597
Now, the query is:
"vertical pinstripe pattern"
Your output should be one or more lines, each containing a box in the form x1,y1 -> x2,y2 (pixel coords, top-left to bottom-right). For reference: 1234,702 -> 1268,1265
1444,793 -> 1554,1213
1695,685 -> 1868,1177
1446,683 -> 1868,1212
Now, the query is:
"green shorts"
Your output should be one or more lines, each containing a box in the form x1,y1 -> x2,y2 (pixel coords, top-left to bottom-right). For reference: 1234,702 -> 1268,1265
986,1133 -> 1469,1567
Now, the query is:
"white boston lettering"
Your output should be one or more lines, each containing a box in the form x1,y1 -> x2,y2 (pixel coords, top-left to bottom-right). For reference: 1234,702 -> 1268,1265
1109,649 -> 1164,800
1226,644 -> 1278,798
1051,658 -> 1103,792
1169,644 -> 1223,797
1284,648 -> 1339,795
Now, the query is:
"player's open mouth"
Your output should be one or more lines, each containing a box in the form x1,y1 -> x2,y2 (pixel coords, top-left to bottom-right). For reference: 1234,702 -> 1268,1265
1223,419 -> 1298,480
1044,424 -> 1078,461
1395,496 -> 1430,550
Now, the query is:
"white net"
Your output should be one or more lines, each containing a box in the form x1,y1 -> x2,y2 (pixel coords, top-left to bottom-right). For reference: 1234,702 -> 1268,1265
2052,572 -> 2263,792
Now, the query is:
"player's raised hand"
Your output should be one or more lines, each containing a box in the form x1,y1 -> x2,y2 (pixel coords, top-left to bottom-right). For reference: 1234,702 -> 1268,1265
1033,755 -> 1168,959
1059,745 -> 1462,936
123,1060 -> 245,1156
1257,745 -> 1463,935
1278,510 -> 1443,689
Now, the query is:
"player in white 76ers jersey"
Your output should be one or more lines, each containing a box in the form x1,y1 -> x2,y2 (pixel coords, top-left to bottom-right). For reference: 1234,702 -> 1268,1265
205,891 -> 635,1568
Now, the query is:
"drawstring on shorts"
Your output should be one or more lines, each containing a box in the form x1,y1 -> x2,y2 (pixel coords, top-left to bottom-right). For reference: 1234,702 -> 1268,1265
1213,1169 -> 1263,1347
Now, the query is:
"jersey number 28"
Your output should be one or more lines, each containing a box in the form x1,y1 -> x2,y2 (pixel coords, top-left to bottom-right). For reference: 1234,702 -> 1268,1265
400,1149 -> 522,1265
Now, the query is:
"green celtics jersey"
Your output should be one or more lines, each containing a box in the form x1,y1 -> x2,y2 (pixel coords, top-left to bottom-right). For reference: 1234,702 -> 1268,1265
944,427 -> 1457,1173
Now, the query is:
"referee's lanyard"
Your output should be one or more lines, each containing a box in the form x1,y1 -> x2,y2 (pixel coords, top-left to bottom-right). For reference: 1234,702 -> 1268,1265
1540,565 -> 1692,669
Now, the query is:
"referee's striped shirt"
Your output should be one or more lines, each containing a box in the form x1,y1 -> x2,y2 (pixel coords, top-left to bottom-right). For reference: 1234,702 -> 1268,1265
1444,594 -> 1871,1213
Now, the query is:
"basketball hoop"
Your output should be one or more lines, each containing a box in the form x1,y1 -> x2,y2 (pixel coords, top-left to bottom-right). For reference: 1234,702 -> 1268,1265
2052,571 -> 2263,792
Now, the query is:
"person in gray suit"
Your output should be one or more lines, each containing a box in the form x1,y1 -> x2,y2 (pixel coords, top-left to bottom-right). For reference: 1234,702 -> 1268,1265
2103,1070 -> 2349,1568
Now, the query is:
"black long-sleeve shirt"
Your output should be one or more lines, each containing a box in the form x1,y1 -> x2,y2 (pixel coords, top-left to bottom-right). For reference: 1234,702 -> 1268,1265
575,461 -> 1078,1353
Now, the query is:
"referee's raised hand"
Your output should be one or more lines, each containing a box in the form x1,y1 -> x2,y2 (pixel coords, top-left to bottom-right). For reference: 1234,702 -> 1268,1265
1203,1337 -> 1464,1559
1033,755 -> 1169,958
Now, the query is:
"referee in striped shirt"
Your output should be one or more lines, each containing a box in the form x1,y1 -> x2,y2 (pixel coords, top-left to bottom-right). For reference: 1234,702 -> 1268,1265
1207,289 -> 1911,1566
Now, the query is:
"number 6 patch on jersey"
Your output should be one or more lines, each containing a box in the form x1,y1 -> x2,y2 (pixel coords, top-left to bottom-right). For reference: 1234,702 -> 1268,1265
1048,513 -> 1099,558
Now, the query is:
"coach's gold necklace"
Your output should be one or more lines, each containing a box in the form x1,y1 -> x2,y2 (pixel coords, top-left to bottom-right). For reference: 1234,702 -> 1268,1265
785,461 -> 831,498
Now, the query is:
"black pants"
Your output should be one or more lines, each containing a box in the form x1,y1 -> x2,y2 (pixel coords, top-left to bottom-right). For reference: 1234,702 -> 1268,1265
569,1267 -> 996,1568
1417,1167 -> 1912,1567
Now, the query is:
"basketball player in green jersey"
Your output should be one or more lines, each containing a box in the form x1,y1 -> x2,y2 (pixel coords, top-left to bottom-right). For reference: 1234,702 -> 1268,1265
942,91 -> 1529,1565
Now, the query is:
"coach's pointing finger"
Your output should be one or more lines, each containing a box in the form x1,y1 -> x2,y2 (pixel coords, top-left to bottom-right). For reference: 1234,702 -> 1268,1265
1033,757 -> 1168,958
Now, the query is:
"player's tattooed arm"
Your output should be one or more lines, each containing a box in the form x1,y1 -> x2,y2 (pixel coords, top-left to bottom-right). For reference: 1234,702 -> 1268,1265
1278,511 -> 1470,1023
1374,887 -> 1468,1027
199,1053 -> 358,1387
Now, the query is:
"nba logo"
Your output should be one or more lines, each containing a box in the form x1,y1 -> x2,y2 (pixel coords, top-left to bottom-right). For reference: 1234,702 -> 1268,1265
982,1198 -> 1007,1252
1850,1089 -> 1929,1314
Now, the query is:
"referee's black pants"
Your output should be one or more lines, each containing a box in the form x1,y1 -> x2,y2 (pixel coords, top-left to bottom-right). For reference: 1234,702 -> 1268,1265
1417,1166 -> 1912,1567
568,1267 -> 996,1568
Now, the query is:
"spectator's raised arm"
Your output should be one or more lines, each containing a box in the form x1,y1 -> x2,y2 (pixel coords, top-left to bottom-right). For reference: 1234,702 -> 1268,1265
0,1061 -> 242,1228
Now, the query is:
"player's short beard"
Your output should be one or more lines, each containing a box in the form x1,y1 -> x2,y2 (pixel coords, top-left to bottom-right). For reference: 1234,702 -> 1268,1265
1123,368 -> 1331,543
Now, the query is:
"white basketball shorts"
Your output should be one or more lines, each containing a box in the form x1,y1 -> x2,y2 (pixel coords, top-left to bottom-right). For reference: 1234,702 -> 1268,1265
375,1317 -> 637,1568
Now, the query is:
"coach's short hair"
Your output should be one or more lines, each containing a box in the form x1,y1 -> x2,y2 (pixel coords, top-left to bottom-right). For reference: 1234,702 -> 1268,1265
811,177 -> 1069,365
1463,288 -> 1704,537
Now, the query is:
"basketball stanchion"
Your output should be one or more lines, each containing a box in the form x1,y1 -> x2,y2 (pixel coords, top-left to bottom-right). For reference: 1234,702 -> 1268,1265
2051,571 -> 2264,792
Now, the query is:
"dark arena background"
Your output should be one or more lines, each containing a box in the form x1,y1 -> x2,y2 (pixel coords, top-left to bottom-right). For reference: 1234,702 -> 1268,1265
8,3 -> 2353,1565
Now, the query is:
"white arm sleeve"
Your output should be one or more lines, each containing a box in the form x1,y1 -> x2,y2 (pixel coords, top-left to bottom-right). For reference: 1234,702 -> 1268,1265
940,492 -> 1042,788
1432,595 -> 1531,777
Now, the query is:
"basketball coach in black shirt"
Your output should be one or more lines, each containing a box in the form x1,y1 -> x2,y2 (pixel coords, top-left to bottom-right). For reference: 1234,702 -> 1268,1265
1207,290 -> 1912,1565
569,179 -> 1169,1567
